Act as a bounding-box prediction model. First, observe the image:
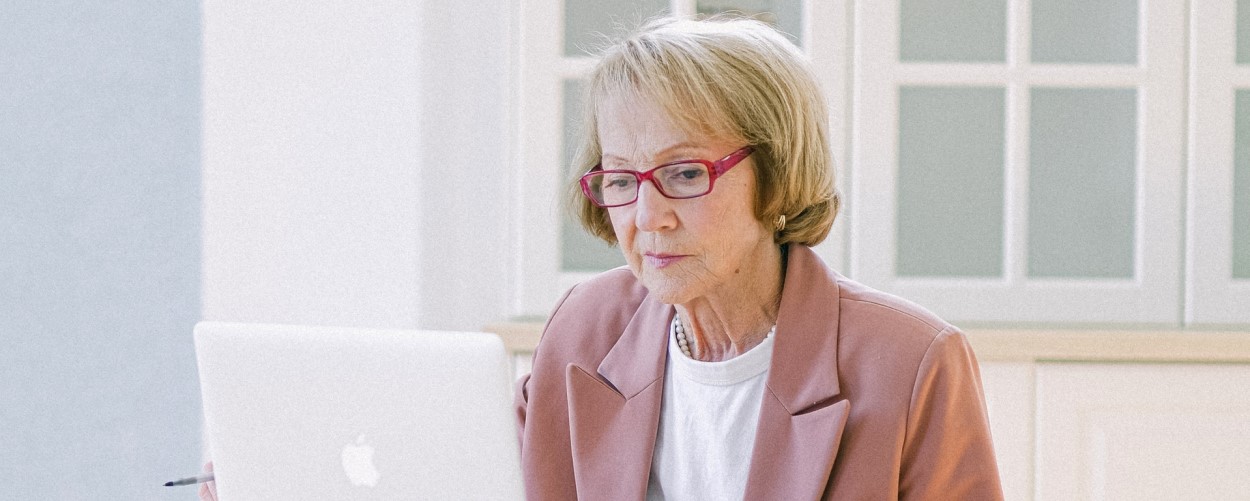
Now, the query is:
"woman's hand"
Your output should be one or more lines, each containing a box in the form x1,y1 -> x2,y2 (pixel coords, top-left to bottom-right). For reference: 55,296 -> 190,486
197,462 -> 217,501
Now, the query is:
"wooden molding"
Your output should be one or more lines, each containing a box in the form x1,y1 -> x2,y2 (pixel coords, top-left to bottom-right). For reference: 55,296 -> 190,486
484,321 -> 1250,363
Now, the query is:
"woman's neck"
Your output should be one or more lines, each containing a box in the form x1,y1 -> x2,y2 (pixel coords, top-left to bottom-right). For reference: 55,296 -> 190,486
674,244 -> 786,362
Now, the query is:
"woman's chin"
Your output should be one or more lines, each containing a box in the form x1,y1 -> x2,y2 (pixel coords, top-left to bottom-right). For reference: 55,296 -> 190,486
638,275 -> 700,305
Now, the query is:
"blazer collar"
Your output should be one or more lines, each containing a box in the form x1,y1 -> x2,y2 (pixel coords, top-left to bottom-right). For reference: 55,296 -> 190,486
766,244 -> 844,413
567,245 -> 848,499
597,244 -> 845,403
565,292 -> 671,499
742,245 -> 850,499
597,292 -> 672,398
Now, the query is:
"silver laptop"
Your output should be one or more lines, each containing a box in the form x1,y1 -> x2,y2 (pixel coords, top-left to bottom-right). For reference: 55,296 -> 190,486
195,322 -> 524,500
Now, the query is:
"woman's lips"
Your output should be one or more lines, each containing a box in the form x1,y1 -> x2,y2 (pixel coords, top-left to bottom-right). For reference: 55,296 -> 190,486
643,253 -> 688,269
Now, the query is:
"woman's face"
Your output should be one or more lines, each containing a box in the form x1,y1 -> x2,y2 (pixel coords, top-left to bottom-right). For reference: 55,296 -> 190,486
597,96 -> 775,305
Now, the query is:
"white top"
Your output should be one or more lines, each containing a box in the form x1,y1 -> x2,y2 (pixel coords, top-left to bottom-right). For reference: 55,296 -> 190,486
645,318 -> 775,501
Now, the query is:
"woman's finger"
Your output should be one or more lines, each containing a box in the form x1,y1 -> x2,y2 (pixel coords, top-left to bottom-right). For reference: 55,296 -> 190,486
198,461 -> 217,500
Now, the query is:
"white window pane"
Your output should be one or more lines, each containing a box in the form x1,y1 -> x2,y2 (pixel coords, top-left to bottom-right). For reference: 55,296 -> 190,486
564,0 -> 668,57
897,87 -> 1006,278
1240,0 -> 1250,65
1028,88 -> 1136,278
697,0 -> 803,46
1235,90 -> 1250,278
1032,0 -> 1138,64
900,0 -> 1006,62
561,79 -> 626,272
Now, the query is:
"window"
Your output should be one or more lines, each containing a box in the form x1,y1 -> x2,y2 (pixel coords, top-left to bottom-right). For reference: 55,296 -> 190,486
510,0 -> 1247,326
852,0 -> 1186,324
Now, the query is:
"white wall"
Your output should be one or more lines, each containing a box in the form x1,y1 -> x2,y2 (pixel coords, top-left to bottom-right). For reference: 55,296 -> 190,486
202,1 -> 514,331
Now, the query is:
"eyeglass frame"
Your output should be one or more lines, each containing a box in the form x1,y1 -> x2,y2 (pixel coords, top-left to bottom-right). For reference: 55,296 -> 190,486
578,145 -> 756,208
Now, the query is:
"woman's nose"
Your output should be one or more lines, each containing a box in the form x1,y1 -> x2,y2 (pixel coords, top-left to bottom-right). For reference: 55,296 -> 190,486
633,181 -> 677,232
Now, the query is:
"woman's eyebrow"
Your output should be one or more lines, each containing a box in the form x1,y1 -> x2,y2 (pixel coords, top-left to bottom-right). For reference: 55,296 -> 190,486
601,142 -> 707,164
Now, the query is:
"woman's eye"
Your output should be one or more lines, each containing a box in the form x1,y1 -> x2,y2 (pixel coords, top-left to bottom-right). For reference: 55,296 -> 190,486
603,175 -> 636,190
669,166 -> 706,181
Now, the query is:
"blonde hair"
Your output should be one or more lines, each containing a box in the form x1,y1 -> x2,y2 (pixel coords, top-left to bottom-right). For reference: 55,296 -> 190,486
570,15 -> 839,246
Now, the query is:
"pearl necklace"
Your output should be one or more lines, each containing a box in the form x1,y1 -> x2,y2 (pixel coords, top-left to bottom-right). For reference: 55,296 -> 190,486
672,315 -> 776,360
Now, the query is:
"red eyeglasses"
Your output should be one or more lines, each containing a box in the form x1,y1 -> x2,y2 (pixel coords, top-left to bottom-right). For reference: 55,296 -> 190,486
579,146 -> 755,208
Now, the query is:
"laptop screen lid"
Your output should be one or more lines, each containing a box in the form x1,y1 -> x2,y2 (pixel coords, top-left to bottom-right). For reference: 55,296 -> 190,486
194,321 -> 524,500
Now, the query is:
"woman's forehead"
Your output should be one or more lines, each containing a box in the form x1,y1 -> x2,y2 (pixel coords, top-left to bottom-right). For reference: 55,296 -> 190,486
597,97 -> 683,139
597,84 -> 734,130
596,96 -> 737,157
596,120 -> 724,165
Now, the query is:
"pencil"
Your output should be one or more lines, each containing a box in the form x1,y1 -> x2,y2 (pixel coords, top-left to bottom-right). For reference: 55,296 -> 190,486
163,473 -> 214,487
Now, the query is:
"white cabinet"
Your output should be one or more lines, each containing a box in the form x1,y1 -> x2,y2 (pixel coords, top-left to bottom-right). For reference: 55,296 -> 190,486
965,332 -> 1250,500
1033,363 -> 1250,500
980,362 -> 1034,501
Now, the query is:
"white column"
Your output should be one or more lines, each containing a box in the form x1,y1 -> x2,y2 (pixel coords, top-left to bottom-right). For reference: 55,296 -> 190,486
202,1 -> 514,331
413,1 -> 517,330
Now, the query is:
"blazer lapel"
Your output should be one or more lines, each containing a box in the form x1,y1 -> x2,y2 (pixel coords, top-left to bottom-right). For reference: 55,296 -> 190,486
744,246 -> 851,499
566,294 -> 671,500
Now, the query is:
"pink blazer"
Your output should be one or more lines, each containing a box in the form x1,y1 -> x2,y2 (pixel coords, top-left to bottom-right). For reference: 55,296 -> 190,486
514,246 -> 1003,500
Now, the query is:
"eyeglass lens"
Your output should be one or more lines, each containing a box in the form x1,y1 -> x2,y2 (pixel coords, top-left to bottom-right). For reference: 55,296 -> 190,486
587,162 -> 712,206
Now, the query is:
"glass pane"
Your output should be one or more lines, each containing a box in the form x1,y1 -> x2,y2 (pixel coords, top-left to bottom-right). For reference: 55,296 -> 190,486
697,0 -> 803,46
1235,91 -> 1250,278
897,87 -> 1006,277
565,0 -> 668,57
1032,0 -> 1138,64
1240,0 -> 1250,65
900,0 -> 1007,62
1028,88 -> 1136,278
561,79 -> 627,272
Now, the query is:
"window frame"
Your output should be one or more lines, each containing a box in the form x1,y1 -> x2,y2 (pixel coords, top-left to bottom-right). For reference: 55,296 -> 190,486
850,0 -> 1187,324
1186,0 -> 1250,325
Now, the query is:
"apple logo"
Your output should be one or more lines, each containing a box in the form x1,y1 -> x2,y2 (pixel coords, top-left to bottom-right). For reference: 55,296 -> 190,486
341,434 -> 381,487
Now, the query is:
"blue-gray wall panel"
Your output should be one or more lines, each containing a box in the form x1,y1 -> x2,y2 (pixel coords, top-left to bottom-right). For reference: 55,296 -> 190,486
0,1 -> 202,498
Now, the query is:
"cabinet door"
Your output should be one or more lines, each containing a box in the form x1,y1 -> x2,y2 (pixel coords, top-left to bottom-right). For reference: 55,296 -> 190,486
1035,363 -> 1250,499
852,0 -> 1186,324
978,362 -> 1034,501
1187,0 -> 1250,326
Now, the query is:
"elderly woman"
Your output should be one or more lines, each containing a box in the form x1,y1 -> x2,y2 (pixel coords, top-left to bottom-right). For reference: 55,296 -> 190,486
514,16 -> 1003,500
